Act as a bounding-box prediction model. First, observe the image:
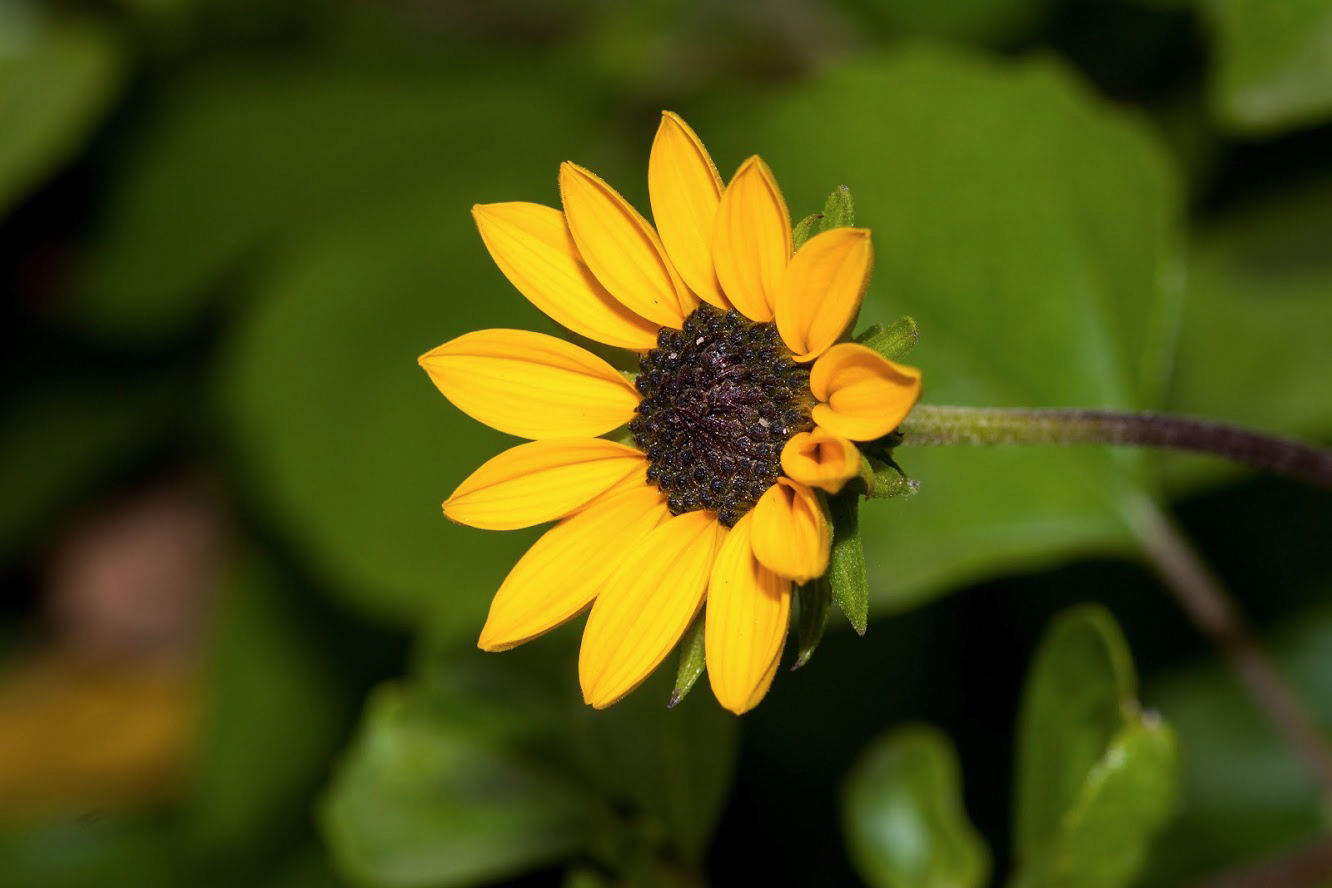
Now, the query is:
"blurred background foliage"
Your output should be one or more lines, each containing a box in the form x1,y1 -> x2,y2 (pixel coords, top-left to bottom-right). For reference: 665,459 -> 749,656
2,0 -> 1331,885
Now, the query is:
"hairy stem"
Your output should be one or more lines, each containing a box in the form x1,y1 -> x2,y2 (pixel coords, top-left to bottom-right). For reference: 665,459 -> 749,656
900,405 -> 1332,491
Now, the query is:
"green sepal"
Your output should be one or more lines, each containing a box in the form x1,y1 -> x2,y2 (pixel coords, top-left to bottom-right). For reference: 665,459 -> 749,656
855,316 -> 919,361
793,574 -> 832,669
827,490 -> 868,635
792,212 -> 822,251
818,184 -> 855,231
668,612 -> 707,708
865,455 -> 919,500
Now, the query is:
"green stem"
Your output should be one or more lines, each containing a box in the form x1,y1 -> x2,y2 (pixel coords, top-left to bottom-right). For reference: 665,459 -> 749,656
900,405 -> 1332,490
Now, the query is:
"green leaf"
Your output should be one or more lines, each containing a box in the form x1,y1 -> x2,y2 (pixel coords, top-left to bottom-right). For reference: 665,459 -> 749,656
793,212 -> 822,251
184,544 -> 347,853
1013,718 -> 1181,888
74,66 -> 594,341
1202,0 -> 1332,133
669,614 -> 707,707
729,47 -> 1182,616
1012,605 -> 1181,888
793,574 -> 832,669
828,491 -> 869,635
842,725 -> 991,888
0,11 -> 125,216
321,679 -> 607,888
1162,178 -> 1332,491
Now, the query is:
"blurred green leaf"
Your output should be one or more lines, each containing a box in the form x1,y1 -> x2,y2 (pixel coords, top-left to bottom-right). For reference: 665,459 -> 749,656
75,66 -> 594,341
1011,605 -> 1180,888
0,375 -> 177,565
856,316 -> 920,361
1163,178 -> 1332,490
734,47 -> 1182,615
842,725 -> 991,888
1202,0 -> 1332,133
670,614 -> 707,707
184,544 -> 347,853
841,0 -> 1053,44
1139,604 -> 1332,887
0,817 -> 176,888
321,678 -> 607,888
0,11 -> 125,216
793,574 -> 832,669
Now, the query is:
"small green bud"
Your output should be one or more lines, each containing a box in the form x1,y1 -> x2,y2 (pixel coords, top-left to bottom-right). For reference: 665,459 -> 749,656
856,316 -> 919,361
866,455 -> 919,500
669,612 -> 707,707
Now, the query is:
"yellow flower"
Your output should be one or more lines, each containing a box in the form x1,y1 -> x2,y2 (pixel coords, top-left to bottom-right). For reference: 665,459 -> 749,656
420,112 -> 922,715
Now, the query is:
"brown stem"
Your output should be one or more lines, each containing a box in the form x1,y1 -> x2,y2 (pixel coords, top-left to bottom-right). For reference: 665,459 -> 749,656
1125,497 -> 1332,804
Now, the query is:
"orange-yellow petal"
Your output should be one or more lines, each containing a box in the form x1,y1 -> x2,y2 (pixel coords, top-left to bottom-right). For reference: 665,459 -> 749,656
775,227 -> 873,362
579,511 -> 724,708
711,156 -> 792,323
780,429 -> 861,494
705,511 -> 791,715
810,343 -> 923,442
478,484 -> 669,651
649,112 -> 728,310
750,478 -> 829,584
472,203 -> 660,350
560,162 -> 697,329
444,439 -> 645,530
419,329 -> 640,440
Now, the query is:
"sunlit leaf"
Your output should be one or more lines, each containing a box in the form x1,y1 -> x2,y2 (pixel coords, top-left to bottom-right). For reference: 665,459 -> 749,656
842,725 -> 990,888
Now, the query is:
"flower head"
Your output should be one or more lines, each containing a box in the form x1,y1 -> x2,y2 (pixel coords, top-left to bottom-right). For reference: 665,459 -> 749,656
420,112 -> 922,714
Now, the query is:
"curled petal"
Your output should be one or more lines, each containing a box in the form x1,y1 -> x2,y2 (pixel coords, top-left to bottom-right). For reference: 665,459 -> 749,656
706,511 -> 791,715
478,485 -> 669,651
781,429 -> 861,494
560,162 -> 696,328
471,203 -> 660,350
649,112 -> 728,309
712,156 -> 791,323
444,439 -> 645,530
750,478 -> 829,584
775,227 -> 873,362
810,343 -> 923,442
579,512 -> 725,708
419,329 -> 640,440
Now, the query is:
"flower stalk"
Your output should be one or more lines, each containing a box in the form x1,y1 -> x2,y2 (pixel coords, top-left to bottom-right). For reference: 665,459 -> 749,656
900,405 -> 1332,491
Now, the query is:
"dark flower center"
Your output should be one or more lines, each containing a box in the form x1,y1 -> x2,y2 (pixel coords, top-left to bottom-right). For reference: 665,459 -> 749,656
629,303 -> 814,526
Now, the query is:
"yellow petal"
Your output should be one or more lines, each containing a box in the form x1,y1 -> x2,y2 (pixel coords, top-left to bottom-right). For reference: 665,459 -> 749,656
478,484 -> 669,651
444,438 -> 645,530
419,329 -> 640,440
711,156 -> 791,323
775,227 -> 873,362
705,511 -> 791,715
750,478 -> 829,584
472,203 -> 660,350
649,112 -> 729,310
810,343 -> 923,442
560,162 -> 697,329
780,429 -> 861,494
579,511 -> 724,708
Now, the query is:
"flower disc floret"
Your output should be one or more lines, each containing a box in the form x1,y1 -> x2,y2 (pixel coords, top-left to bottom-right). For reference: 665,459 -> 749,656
629,304 -> 814,526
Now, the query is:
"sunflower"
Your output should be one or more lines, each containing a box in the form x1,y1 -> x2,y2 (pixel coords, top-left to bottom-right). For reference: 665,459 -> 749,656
419,112 -> 922,715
